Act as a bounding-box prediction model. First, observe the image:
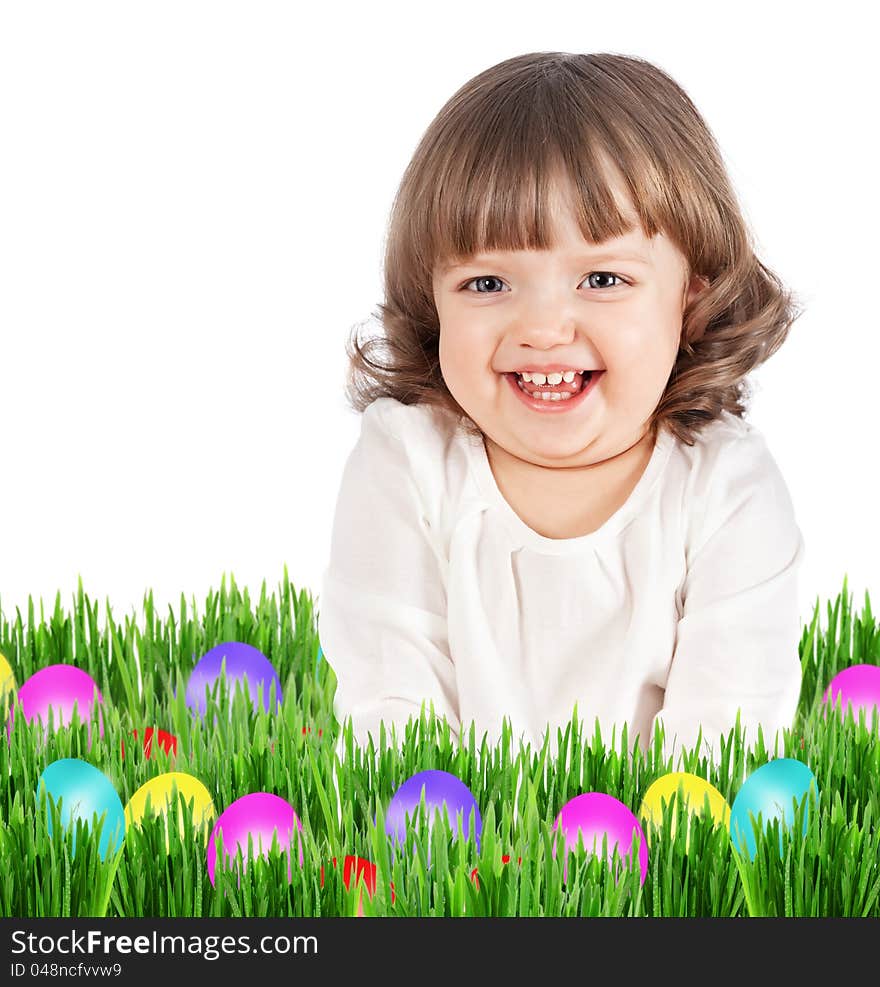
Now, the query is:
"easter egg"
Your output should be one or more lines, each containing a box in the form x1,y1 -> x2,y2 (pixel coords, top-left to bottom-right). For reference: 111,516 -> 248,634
9,664 -> 104,742
207,792 -> 303,887
385,770 -> 482,862
186,641 -> 282,716
125,772 -> 215,849
729,758 -> 818,860
553,792 -> 649,885
822,664 -> 880,729
0,652 -> 16,709
638,772 -> 731,850
37,758 -> 125,859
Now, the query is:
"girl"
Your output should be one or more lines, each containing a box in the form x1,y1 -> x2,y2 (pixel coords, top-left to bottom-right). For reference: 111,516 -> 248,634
318,51 -> 806,770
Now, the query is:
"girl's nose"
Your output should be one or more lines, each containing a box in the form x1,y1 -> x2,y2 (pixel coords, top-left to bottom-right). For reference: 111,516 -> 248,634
512,317 -> 579,349
509,290 -> 581,346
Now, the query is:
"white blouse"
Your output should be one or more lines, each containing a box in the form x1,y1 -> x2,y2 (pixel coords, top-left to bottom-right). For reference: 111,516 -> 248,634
317,397 -> 805,769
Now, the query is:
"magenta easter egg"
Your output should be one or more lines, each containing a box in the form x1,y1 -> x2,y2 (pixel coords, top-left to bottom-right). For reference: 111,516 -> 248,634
206,793 -> 303,887
186,641 -> 282,716
553,792 -> 649,885
8,664 -> 104,743
822,664 -> 880,729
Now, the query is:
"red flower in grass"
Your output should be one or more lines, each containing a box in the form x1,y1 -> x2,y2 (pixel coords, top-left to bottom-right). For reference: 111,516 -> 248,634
470,854 -> 522,891
121,727 -> 178,759
268,727 -> 323,754
320,855 -> 396,911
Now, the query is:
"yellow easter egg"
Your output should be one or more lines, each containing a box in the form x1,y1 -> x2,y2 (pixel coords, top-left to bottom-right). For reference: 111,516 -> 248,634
638,772 -> 731,851
0,651 -> 16,709
125,772 -> 215,850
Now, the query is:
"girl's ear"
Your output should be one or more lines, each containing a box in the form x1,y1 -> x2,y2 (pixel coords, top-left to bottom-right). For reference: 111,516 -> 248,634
684,272 -> 710,308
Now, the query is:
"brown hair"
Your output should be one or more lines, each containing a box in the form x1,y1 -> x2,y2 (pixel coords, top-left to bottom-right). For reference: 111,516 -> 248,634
344,51 -> 804,447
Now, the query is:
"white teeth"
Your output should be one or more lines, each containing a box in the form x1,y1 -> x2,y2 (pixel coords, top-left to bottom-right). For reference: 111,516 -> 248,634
518,369 -> 583,384
514,378 -> 573,400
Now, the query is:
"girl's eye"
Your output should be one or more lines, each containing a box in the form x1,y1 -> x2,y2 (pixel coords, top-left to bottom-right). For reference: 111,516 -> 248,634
460,272 -> 627,293
585,272 -> 625,290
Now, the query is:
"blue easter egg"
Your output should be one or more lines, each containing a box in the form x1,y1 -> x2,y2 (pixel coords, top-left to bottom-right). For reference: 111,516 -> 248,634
729,758 -> 818,860
38,758 -> 126,860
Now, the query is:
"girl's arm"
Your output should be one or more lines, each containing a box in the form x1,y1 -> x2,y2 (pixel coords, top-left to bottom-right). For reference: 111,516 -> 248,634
650,433 -> 805,769
317,401 -> 460,762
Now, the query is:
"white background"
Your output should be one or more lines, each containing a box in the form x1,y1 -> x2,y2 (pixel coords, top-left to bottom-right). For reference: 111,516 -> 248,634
1,1 -> 876,635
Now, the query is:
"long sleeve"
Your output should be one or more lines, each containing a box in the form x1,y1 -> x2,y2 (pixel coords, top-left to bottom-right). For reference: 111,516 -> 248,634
650,432 -> 805,769
317,401 -> 461,761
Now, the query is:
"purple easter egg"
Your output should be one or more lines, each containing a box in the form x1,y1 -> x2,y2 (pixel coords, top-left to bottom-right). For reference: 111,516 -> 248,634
186,641 -> 282,716
207,792 -> 303,887
8,664 -> 104,742
553,792 -> 649,885
385,769 -> 482,864
822,664 -> 880,728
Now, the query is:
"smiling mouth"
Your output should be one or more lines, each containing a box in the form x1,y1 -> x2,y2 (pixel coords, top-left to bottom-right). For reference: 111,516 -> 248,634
508,370 -> 593,399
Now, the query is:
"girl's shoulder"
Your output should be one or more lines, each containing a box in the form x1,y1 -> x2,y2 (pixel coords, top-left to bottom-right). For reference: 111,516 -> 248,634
364,396 -> 463,448
667,410 -> 797,543
361,398 -> 475,535
667,409 -> 764,475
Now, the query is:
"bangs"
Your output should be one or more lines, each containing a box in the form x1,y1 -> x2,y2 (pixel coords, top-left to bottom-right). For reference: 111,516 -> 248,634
420,65 -> 676,278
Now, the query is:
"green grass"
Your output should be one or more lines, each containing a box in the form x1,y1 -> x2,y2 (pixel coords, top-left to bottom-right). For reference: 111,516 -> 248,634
0,568 -> 878,917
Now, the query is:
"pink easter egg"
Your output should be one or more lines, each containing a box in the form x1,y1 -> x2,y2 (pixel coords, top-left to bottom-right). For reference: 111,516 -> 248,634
822,664 -> 880,728
207,792 -> 304,887
7,664 -> 104,743
552,792 -> 649,885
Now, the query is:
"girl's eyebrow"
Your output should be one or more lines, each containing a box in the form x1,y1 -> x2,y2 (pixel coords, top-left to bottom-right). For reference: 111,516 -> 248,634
441,251 -> 652,273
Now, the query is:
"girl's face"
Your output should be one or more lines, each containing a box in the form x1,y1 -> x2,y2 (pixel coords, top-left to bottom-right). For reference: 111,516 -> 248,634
432,173 -> 707,471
